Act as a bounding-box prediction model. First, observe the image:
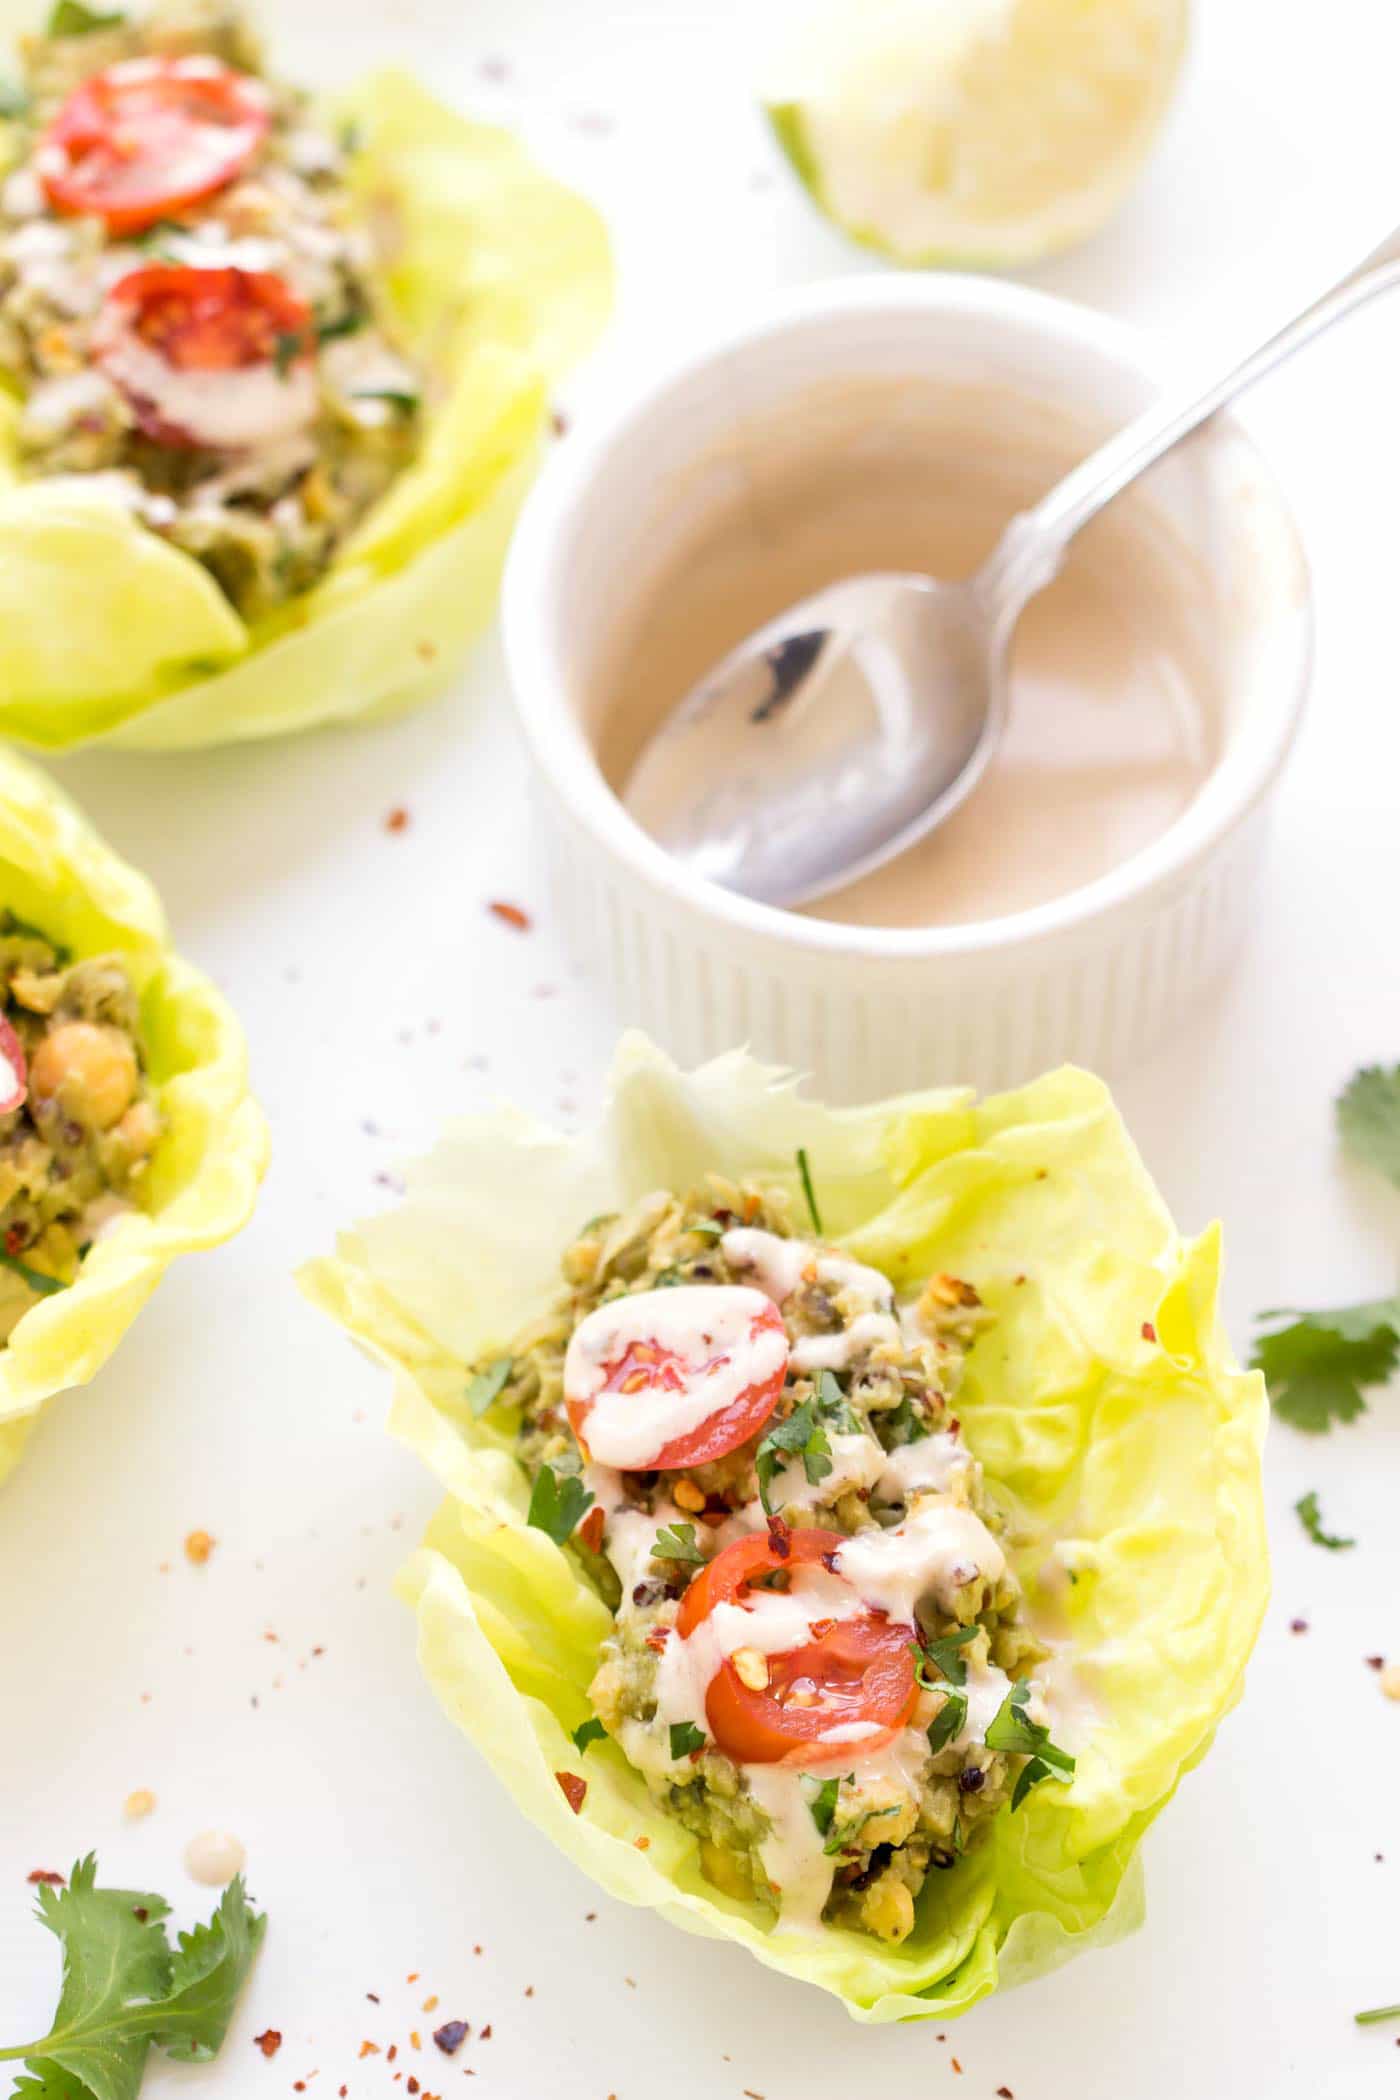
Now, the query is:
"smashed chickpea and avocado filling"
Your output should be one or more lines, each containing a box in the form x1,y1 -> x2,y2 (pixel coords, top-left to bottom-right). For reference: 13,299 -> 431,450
474,1180 -> 1075,1945
0,913 -> 161,1339
0,1 -> 422,620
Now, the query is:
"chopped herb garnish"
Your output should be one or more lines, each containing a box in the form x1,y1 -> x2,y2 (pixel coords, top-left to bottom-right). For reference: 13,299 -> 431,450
45,0 -> 125,33
465,1357 -> 513,1417
1355,2003 -> 1400,2026
315,308 -> 366,344
881,1394 -> 924,1448
668,1721 -> 706,1759
796,1146 -> 822,1235
985,1680 -> 1075,1810
570,1717 -> 606,1753
807,1774 -> 845,1838
754,1398 -> 832,1514
1295,1488 -> 1355,1551
1338,1064 -> 1400,1188
0,1251 -> 64,1297
273,331 -> 306,379
652,1265 -> 687,1288
1252,1299 -> 1400,1432
352,386 -> 420,414
0,1854 -> 264,2092
526,1463 -> 594,1547
912,1625 -> 978,1689
813,1368 -> 861,1434
823,1807 -> 881,1857
926,1687 -> 968,1754
652,1521 -> 704,1566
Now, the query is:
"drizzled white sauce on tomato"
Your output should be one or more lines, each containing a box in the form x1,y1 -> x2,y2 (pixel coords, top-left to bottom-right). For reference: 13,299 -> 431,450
651,1562 -> 872,1741
564,1284 -> 787,1470
94,325 -> 318,450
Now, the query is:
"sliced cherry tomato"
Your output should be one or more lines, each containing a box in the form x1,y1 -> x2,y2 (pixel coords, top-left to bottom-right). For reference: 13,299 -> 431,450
676,1528 -> 918,1766
93,265 -> 315,447
38,56 -> 270,235
564,1284 -> 788,1473
0,1015 -> 27,1115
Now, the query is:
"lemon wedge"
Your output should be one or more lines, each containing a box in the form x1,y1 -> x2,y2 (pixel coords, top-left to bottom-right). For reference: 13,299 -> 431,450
766,0 -> 1188,268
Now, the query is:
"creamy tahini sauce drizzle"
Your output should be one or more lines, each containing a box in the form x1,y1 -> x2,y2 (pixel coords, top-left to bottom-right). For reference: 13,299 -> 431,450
721,1225 -> 893,1310
94,325 -> 319,450
833,1496 -> 1006,1621
565,1284 -> 787,1470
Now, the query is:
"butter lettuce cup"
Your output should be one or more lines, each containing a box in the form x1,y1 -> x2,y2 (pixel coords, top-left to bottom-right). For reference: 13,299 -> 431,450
0,3 -> 611,751
301,1034 -> 1268,2022
0,746 -> 267,1484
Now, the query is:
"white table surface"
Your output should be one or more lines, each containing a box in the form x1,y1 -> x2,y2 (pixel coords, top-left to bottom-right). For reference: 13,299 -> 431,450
4,2 -> 1400,2096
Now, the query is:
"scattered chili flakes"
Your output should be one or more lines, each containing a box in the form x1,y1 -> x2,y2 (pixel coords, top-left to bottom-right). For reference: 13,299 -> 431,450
633,1835 -> 650,1850
422,1994 -> 439,2012
410,2031 -> 422,2049
556,1771 -> 587,1813
408,2082 -> 420,2097
26,1869 -> 64,1885
578,1504 -> 606,1555
997,2089 -> 1015,2098
407,1972 -> 420,1983
487,899 -> 532,932
385,807 -> 411,833
479,2025 -> 492,2040
432,2021 -> 469,2056
1290,1617 -> 1309,1635
950,2061 -> 963,2076
743,2090 -> 766,2099
359,2041 -> 381,2058
1367,1655 -> 1386,1671
388,2044 -> 398,2062
253,2029 -> 282,2058
1141,1320 -> 1157,1343
367,1991 -> 380,2003
132,1906 -> 149,1923
184,1529 -> 215,1564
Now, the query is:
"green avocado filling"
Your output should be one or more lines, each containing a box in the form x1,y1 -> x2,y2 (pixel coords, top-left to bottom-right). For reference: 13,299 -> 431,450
472,1179 -> 1068,1945
0,911 -> 162,1338
0,0 -> 422,620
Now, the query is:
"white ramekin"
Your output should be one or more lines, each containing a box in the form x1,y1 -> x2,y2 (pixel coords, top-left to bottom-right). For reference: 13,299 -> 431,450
503,277 -> 1312,1103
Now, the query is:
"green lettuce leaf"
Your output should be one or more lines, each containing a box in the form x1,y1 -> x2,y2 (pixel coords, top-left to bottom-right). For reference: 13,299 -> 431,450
0,67 -> 611,750
0,747 -> 268,1485
299,1038 -> 1268,2022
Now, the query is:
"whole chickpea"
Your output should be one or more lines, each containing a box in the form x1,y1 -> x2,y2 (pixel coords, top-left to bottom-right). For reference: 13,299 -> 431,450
30,1021 -> 137,1130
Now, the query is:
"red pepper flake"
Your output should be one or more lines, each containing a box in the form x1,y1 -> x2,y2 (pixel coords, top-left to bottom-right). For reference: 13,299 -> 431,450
26,1869 -> 64,1885
1367,1655 -> 1387,1671
556,1771 -> 587,1814
421,1995 -> 438,2012
1290,1617 -> 1309,1635
5,1224 -> 26,1254
293,2083 -> 305,2093
359,2041 -> 381,2058
487,899 -> 532,932
366,1991 -> 380,2002
743,2091 -> 766,2099
407,1971 -> 420,1983
385,807 -> 411,833
950,2061 -> 963,2076
479,2025 -> 492,2040
578,1504 -> 606,1555
767,1513 -> 791,1558
432,2021 -> 469,2056
388,2043 -> 398,2062
184,1527 -> 215,1564
997,2089 -> 1015,2098
1141,1320 -> 1157,1343
132,1907 -> 149,1922
253,2030 -> 282,2058
644,1627 -> 668,1653
634,1835 -> 650,1851
408,2082 -> 420,2096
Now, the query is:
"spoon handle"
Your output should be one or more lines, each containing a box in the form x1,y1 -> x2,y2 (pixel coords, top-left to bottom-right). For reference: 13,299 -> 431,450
983,221 -> 1400,616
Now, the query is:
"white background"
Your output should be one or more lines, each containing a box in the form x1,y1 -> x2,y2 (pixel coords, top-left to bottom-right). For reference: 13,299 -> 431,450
4,2 -> 1400,2096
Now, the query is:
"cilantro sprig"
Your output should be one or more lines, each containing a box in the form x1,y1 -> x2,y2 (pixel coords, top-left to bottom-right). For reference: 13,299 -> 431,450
1252,1300 -> 1400,1433
807,1774 -> 844,1838
571,1716 -> 606,1753
754,1398 -> 831,1514
911,1625 -> 978,1690
526,1463 -> 594,1546
1294,1489 -> 1355,1551
669,1721 -> 706,1759
652,1521 -> 704,1566
0,1856 -> 264,2099
812,1368 -> 861,1435
985,1680 -> 1076,1811
1338,1065 -> 1400,1188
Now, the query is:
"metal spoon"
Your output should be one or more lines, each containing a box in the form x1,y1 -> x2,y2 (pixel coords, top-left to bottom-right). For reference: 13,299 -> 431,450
625,226 -> 1400,910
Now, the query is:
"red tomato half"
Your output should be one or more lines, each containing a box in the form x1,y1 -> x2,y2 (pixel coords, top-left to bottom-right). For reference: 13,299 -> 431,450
38,56 -> 270,234
564,1285 -> 788,1472
94,265 -> 314,446
676,1529 -> 918,1766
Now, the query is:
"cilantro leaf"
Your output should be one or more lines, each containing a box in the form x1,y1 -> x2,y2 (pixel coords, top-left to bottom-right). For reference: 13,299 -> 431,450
526,1464 -> 594,1546
1338,1065 -> 1400,1188
1294,1489 -> 1354,1551
46,1 -> 125,34
273,331 -> 306,379
796,1147 -> 822,1234
465,1357 -> 512,1417
571,1717 -> 606,1753
823,1808 -> 881,1857
0,1855 -> 264,2100
668,1721 -> 706,1759
315,308 -> 365,344
812,1369 -> 861,1435
1252,1300 -> 1400,1432
754,1398 -> 831,1514
0,1250 -> 65,1297
807,1775 -> 843,1838
926,1686 -> 968,1754
351,386 -> 419,414
652,1521 -> 704,1566
985,1680 -> 1075,1810
1355,2004 -> 1400,2026
912,1625 -> 978,1689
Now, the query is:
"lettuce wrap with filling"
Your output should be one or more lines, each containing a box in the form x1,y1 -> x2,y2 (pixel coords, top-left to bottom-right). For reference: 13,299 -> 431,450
299,1034 -> 1268,2021
0,55 -> 611,750
0,746 -> 267,1484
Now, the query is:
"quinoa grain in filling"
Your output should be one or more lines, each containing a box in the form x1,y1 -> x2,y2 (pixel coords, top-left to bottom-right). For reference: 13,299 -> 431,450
0,0 -> 422,620
0,913 -> 162,1339
478,1180 -> 1075,1944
